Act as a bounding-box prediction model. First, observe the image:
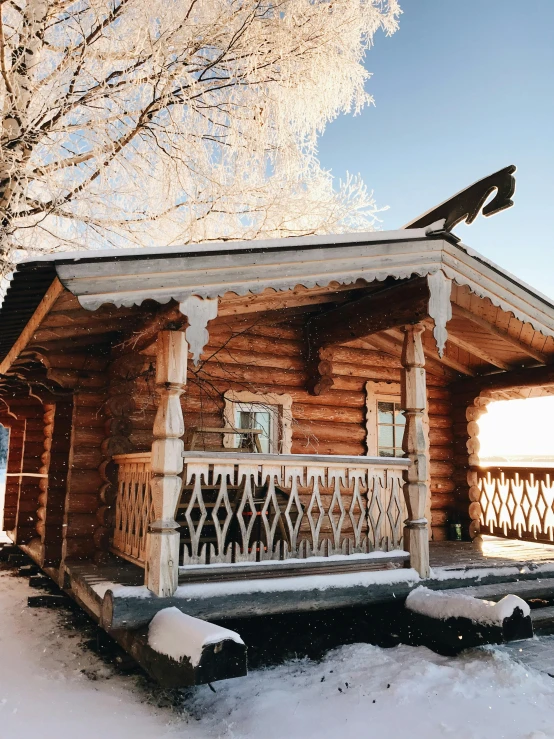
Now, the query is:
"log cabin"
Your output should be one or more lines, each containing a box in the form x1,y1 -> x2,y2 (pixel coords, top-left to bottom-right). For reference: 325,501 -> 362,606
2,165 -> 554,683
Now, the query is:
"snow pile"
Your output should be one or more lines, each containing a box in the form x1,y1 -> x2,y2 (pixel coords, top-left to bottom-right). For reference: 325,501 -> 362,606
3,569 -> 554,739
406,586 -> 530,625
148,606 -> 244,666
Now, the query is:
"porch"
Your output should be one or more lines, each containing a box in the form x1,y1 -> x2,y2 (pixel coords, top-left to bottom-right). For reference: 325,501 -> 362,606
100,448 -> 554,608
63,535 -> 554,629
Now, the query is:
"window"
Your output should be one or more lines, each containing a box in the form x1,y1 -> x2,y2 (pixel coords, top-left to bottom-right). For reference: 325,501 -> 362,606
223,391 -> 293,454
377,401 -> 406,457
365,381 -> 406,459
234,402 -> 278,453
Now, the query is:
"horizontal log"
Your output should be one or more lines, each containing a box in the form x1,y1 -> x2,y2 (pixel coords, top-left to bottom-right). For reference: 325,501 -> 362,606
109,353 -> 150,380
430,493 -> 457,510
186,382 -> 367,409
430,447 -> 453,462
65,514 -> 97,538
192,364 -> 307,388
431,510 -> 449,526
72,448 -> 103,470
427,387 -> 451,400
428,399 -> 452,416
430,461 -> 455,477
306,277 -> 430,348
44,353 -> 109,372
128,430 -> 154,449
72,409 -> 106,428
320,346 -> 401,369
292,420 -> 366,444
182,413 -> 223,433
327,360 -> 402,382
431,526 -> 448,541
182,396 -> 224,415
126,411 -> 157,430
429,427 -> 454,445
292,403 -> 364,425
66,494 -> 99,515
73,391 -> 109,409
204,332 -> 302,358
73,428 -> 106,447
430,478 -> 456,494
68,470 -> 103,495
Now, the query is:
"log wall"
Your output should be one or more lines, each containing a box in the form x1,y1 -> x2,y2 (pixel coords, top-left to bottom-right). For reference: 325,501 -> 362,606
107,317 -> 456,541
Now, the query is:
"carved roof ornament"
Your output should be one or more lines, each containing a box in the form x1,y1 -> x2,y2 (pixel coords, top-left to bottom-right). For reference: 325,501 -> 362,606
403,165 -> 516,232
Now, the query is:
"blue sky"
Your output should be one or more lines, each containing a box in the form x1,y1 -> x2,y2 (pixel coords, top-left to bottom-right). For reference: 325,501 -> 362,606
319,0 -> 554,299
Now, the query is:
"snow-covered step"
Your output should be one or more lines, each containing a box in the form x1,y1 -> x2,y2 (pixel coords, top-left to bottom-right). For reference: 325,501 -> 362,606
439,577 -> 554,605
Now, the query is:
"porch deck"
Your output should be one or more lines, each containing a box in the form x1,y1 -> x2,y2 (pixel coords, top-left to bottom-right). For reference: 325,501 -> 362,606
65,536 -> 554,627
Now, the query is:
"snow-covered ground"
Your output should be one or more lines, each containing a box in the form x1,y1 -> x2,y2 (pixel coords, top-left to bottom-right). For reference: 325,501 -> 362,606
2,569 -> 554,739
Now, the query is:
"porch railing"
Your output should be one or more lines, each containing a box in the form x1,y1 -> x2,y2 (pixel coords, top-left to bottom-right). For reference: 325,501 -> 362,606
476,465 -> 554,542
112,451 -> 410,568
112,453 -> 153,565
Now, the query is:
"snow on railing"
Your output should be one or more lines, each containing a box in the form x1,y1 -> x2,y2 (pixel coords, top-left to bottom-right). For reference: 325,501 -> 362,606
113,451 -> 409,568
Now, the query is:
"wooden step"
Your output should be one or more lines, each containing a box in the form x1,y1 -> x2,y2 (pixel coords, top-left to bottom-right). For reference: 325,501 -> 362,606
178,552 -> 409,584
442,577 -> 554,604
531,606 -> 554,633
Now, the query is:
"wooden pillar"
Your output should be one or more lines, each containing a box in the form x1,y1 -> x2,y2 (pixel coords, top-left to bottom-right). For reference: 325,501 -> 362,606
145,331 -> 187,597
401,323 -> 430,579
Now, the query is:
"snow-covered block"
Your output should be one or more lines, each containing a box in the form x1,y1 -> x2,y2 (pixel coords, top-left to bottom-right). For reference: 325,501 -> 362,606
148,607 -> 244,667
406,587 -> 530,626
119,607 -> 248,688
402,586 -> 532,655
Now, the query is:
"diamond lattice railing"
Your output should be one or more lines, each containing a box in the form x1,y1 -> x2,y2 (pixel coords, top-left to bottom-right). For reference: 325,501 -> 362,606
477,466 -> 554,542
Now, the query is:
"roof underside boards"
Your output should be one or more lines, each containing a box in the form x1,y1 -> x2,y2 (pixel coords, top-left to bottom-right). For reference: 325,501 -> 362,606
45,233 -> 554,340
0,227 -> 554,382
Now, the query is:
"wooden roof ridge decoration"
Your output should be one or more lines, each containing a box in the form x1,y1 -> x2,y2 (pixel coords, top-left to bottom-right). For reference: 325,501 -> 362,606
403,165 -> 517,232
1,165 -> 554,377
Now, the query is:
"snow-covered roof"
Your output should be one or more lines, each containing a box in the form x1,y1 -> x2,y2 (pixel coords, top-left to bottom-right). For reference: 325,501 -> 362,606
2,222 -> 554,366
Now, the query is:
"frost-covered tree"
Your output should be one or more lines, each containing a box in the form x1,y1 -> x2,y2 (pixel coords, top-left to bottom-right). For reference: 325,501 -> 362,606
0,0 -> 400,275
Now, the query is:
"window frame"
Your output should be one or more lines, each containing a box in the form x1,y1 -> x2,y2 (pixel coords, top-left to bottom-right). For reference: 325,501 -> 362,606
365,382 -> 405,458
223,391 -> 293,454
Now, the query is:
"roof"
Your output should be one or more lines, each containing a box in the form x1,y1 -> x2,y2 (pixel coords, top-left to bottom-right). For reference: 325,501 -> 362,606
1,221 -> 554,366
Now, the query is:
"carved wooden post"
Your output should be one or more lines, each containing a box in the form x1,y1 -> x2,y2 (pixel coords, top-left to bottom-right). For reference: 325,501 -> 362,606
145,331 -> 187,596
401,323 -> 430,579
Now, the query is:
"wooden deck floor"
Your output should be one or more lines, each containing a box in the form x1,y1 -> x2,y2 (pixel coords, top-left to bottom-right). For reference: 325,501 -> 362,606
430,536 -> 554,570
63,537 -> 554,624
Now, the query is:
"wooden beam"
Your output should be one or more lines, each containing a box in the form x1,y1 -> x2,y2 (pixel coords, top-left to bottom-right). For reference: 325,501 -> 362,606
451,304 -> 549,365
456,364 -> 554,395
420,319 -> 511,371
0,278 -> 65,376
305,278 -> 430,350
